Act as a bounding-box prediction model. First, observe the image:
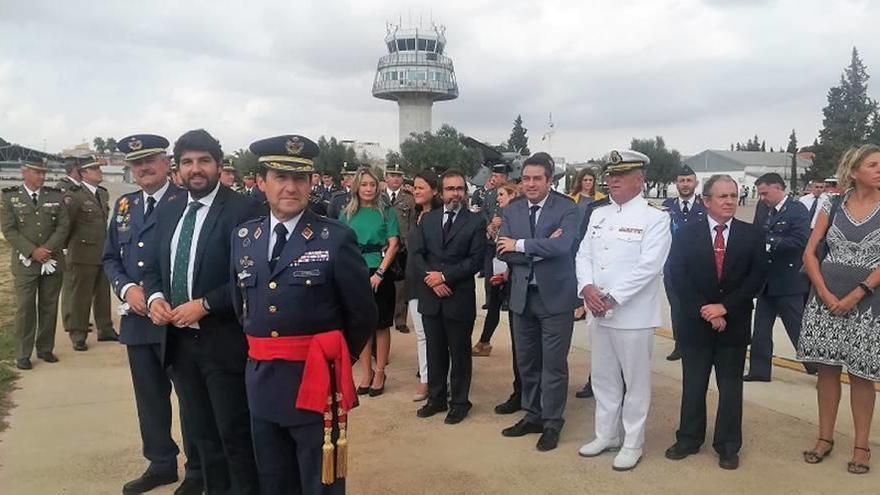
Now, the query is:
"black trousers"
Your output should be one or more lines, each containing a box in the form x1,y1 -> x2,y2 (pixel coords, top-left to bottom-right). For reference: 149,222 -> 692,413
479,282 -> 508,343
676,344 -> 746,456
251,417 -> 343,495
507,310 -> 522,399
169,331 -> 259,495
423,314 -> 473,408
127,344 -> 201,478
750,293 -> 806,379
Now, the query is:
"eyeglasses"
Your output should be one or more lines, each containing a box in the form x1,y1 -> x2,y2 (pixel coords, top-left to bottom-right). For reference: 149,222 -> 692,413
443,186 -> 466,192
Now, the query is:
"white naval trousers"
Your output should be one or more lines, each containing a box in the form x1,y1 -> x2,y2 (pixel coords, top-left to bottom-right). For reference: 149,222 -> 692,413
591,324 -> 654,449
409,299 -> 428,384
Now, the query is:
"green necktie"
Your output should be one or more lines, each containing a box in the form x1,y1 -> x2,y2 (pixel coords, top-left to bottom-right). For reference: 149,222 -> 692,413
171,201 -> 204,306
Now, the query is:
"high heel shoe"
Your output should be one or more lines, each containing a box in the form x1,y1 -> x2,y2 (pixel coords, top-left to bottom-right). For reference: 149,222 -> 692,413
357,370 -> 374,396
369,370 -> 387,397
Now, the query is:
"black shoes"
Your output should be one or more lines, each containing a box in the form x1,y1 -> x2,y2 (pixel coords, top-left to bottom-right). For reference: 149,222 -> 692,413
666,348 -> 682,361
664,442 -> 700,460
37,352 -> 58,363
73,341 -> 88,352
173,476 -> 205,495
719,453 -> 740,470
368,372 -> 387,397
502,418 -> 543,437
417,402 -> 448,418
494,396 -> 522,415
444,405 -> 471,425
575,382 -> 594,399
123,470 -> 178,494
97,331 -> 119,342
15,358 -> 32,370
396,325 -> 410,334
536,428 -> 560,452
743,374 -> 771,382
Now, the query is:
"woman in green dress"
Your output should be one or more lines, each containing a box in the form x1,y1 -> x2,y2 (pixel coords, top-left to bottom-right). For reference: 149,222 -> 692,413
340,168 -> 400,397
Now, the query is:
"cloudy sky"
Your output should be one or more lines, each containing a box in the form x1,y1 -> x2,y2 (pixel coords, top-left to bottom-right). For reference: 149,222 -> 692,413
1,0 -> 878,161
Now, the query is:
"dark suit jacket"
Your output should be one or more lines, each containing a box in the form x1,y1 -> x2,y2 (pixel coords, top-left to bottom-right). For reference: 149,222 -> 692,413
753,196 -> 810,296
143,185 -> 262,369
668,218 -> 767,347
410,207 -> 486,321
231,208 -> 376,426
498,191 -> 581,315
103,183 -> 185,346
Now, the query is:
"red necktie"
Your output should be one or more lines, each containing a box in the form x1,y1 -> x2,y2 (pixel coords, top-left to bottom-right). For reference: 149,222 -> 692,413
714,224 -> 727,280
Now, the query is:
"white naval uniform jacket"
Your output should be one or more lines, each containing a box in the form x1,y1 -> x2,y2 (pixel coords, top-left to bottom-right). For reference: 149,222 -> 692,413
575,195 -> 671,330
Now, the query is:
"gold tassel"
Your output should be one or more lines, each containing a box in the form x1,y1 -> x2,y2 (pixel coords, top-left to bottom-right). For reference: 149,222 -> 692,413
336,421 -> 348,478
321,427 -> 335,485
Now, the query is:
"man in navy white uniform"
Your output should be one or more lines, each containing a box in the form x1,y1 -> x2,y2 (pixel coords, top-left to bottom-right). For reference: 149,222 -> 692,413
575,150 -> 671,471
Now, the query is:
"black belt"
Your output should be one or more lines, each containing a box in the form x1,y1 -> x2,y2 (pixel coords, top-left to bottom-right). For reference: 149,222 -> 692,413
359,244 -> 384,254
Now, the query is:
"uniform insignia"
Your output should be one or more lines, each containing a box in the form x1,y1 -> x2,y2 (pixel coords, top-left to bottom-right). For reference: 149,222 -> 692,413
240,256 -> 254,268
254,226 -> 262,239
128,138 -> 143,151
238,227 -> 249,238
610,150 -> 622,164
650,203 -> 667,211
166,194 -> 176,202
302,225 -> 313,240
237,271 -> 252,280
118,197 -> 129,215
242,237 -> 252,247
321,227 -> 329,239
285,137 -> 304,155
133,196 -> 140,205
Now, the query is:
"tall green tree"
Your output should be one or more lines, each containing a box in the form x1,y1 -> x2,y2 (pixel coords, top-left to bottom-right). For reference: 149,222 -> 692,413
630,136 -> 682,190
399,124 -> 481,176
507,115 -> 530,155
809,47 -> 879,179
312,136 -> 356,177
787,129 -> 799,191
92,137 -> 105,153
232,148 -> 259,175
105,137 -> 118,153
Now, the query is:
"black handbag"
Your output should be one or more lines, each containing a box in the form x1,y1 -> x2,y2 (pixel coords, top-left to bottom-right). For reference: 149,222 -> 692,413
387,250 -> 406,282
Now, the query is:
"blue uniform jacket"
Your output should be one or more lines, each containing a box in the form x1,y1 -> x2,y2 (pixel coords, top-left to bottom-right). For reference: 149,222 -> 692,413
754,196 -> 811,296
231,208 -> 376,427
102,183 -> 185,346
662,196 -> 706,236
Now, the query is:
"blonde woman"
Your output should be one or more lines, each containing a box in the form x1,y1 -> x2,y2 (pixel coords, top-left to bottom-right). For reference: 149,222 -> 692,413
340,168 -> 400,397
798,144 -> 880,474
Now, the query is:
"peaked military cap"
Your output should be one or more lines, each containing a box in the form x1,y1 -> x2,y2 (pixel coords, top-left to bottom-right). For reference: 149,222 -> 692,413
386,163 -> 405,175
824,177 -> 838,183
249,135 -> 319,173
77,155 -> 103,170
118,134 -> 169,161
678,165 -> 696,176
491,163 -> 512,174
23,159 -> 49,172
222,157 -> 236,172
603,149 -> 650,174
342,161 -> 358,175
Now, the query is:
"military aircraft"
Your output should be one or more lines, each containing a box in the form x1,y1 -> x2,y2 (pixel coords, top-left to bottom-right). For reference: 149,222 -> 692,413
460,135 -> 565,186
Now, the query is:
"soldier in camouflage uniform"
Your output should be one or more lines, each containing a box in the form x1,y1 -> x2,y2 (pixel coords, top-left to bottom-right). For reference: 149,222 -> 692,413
0,160 -> 70,369
63,157 -> 117,350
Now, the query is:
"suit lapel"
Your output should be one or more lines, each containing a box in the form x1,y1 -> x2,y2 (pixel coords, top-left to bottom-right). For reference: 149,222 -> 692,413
270,209 -> 315,278
162,194 -> 187,288
721,220 -> 743,280
193,186 -> 228,283
534,194 -> 552,235
444,207 -> 469,246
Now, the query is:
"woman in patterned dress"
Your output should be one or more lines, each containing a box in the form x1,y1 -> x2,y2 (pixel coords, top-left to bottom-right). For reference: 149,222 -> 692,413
798,144 -> 880,474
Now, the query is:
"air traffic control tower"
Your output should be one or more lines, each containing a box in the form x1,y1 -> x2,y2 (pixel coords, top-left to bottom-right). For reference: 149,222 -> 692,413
372,22 -> 459,145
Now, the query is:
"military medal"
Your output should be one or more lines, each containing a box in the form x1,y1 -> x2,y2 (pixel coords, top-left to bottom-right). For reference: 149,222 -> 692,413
302,225 -> 313,240
238,227 -> 249,238
321,227 -> 329,239
254,226 -> 262,239
240,256 -> 254,268
237,270 -> 252,280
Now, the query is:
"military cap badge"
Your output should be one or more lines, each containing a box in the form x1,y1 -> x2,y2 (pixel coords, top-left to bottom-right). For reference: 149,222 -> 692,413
129,138 -> 143,151
286,137 -> 304,156
610,150 -> 622,165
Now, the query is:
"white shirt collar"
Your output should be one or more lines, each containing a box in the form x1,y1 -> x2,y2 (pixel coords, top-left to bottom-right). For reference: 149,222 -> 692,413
707,215 -> 733,232
82,181 -> 98,195
443,204 -> 462,216
269,211 -> 303,239
22,184 -> 40,198
187,181 -> 220,208
774,195 -> 788,212
387,187 -> 400,195
529,194 -> 549,209
610,194 -> 646,211
678,195 -> 695,205
144,180 -> 170,205
66,175 -> 81,186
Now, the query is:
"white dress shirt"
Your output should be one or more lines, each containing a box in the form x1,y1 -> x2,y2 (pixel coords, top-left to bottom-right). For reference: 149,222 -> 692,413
386,187 -> 400,205
142,180 -> 170,215
148,182 -> 220,329
707,215 -> 732,248
514,194 -> 548,253
268,212 -> 303,261
22,184 -> 40,204
678,195 -> 695,211
81,181 -> 98,196
799,192 -> 828,228
442,204 -> 462,229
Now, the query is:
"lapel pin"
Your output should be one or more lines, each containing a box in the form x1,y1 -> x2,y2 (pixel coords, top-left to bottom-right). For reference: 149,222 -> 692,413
302,225 -> 313,240
254,226 -> 262,239
321,227 -> 329,239
238,227 -> 249,238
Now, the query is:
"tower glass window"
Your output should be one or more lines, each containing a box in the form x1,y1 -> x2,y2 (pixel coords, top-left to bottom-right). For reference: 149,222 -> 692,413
426,40 -> 436,52
417,39 -> 427,51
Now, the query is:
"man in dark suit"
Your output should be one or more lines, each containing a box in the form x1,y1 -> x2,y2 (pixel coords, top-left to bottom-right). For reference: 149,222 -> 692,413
410,169 -> 486,425
747,172 -> 814,381
103,134 -> 203,495
496,152 -> 581,452
232,135 -> 376,494
662,165 -> 706,361
326,163 -> 357,220
144,129 -> 261,494
665,174 -> 767,470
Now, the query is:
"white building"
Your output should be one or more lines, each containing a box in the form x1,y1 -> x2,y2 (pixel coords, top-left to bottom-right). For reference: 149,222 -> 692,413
681,150 -> 811,196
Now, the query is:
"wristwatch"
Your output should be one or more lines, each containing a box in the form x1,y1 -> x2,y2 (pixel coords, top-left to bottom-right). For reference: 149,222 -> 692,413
201,297 -> 211,312
858,282 -> 874,296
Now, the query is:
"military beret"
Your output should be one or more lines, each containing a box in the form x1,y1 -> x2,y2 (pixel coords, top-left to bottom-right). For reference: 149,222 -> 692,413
678,165 -> 696,176
385,163 -> 405,175
118,134 -> 169,161
249,135 -> 319,174
603,149 -> 650,174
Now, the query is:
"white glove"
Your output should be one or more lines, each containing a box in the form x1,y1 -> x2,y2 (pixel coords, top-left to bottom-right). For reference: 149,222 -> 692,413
41,259 -> 58,275
19,254 -> 32,267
